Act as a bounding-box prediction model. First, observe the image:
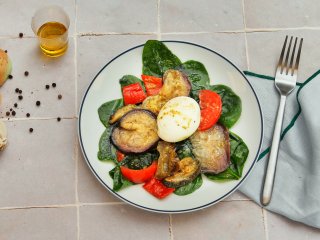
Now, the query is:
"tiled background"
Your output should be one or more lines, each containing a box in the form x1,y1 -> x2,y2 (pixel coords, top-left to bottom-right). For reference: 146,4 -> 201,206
1,0 -> 320,239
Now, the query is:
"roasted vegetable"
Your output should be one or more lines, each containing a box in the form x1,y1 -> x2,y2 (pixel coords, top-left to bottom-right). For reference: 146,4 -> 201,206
163,157 -> 200,188
122,83 -> 147,105
190,123 -> 230,173
160,69 -> 191,99
143,177 -> 175,199
111,109 -> 159,153
206,132 -> 249,180
142,95 -> 167,115
109,104 -> 137,124
155,141 -> 178,179
141,70 -> 191,114
198,90 -> 222,131
120,161 -> 157,183
141,75 -> 163,96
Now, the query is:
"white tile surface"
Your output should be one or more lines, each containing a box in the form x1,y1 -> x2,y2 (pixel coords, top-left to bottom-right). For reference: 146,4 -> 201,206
171,201 -> 265,240
0,37 -> 75,119
267,211 -> 320,240
245,0 -> 320,28
79,205 -> 170,240
160,0 -> 244,32
0,207 -> 77,240
77,0 -> 158,33
161,33 -> 248,70
0,119 -> 76,207
0,0 -> 75,36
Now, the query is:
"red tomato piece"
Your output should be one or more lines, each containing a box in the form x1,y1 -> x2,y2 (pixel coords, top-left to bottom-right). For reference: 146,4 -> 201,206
141,75 -> 163,96
122,83 -> 147,105
143,178 -> 175,199
198,90 -> 222,131
116,151 -> 125,162
120,161 -> 157,183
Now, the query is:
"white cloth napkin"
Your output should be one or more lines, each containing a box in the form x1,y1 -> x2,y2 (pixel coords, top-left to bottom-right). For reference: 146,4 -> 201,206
239,70 -> 320,229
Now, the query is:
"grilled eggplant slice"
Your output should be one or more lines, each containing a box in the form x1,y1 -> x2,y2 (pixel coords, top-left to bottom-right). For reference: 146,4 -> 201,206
163,157 -> 200,188
155,141 -> 178,179
160,69 -> 191,99
109,104 -> 137,124
190,123 -> 230,173
141,70 -> 191,115
142,95 -> 166,115
111,109 -> 159,153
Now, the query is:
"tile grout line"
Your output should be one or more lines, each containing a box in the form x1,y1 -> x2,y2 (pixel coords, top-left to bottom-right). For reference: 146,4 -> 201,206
169,214 -> 174,240
262,208 -> 269,240
241,0 -> 250,70
0,116 -> 78,121
1,25 -> 320,39
0,204 -> 77,210
74,1 -> 80,240
157,0 -> 161,40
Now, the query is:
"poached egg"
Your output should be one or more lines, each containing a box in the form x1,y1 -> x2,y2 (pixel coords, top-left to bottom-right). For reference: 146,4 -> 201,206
157,96 -> 200,142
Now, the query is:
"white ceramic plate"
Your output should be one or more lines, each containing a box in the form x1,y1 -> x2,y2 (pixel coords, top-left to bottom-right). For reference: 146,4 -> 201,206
78,41 -> 263,213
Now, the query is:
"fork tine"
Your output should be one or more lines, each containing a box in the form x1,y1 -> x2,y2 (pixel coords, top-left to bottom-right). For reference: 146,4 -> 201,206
282,36 -> 293,73
288,37 -> 298,75
277,36 -> 288,71
293,38 -> 303,75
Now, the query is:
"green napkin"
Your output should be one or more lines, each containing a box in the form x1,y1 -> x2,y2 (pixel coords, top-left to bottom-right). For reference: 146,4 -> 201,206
239,70 -> 320,229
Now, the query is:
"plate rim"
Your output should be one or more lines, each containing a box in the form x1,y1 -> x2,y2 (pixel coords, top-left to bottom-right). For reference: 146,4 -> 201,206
78,40 -> 264,213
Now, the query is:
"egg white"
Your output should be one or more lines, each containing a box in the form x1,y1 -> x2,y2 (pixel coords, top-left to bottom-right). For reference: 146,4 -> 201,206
157,96 -> 200,142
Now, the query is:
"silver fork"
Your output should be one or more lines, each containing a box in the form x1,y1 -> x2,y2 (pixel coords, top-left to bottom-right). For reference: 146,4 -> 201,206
261,36 -> 303,206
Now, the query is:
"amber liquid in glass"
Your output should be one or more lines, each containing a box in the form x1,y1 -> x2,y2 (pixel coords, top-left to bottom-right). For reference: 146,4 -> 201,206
37,22 -> 68,57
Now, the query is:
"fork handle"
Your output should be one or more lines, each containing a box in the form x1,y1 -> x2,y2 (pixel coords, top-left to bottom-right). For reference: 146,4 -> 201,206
262,95 -> 287,206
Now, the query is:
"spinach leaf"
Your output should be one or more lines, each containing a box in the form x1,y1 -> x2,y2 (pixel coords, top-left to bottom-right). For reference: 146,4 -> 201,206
97,128 -> 117,162
98,98 -> 123,127
205,131 -> 249,181
174,174 -> 203,196
205,166 -> 240,181
109,166 -> 134,191
178,60 -> 210,101
123,150 -> 159,170
176,139 -> 194,160
210,85 -> 242,128
142,40 -> 182,77
229,132 -> 249,177
119,75 -> 145,91
97,98 -> 123,162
